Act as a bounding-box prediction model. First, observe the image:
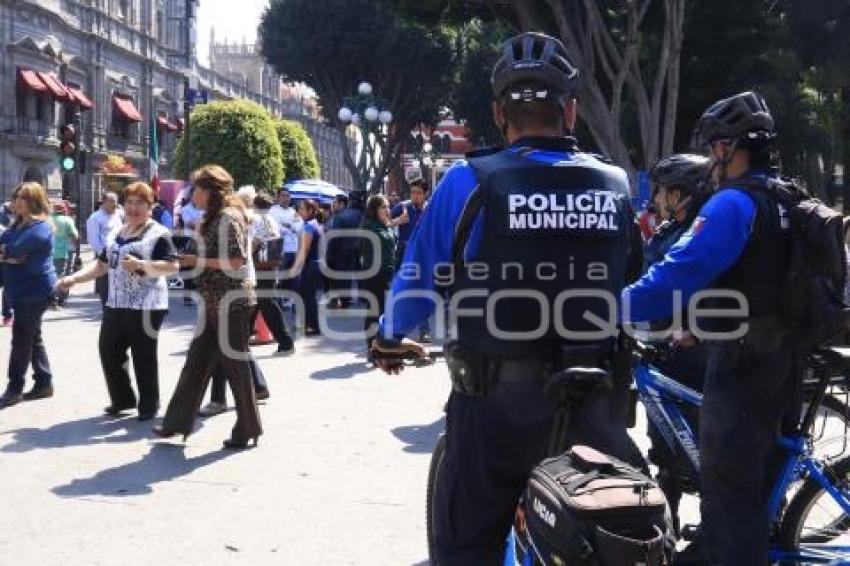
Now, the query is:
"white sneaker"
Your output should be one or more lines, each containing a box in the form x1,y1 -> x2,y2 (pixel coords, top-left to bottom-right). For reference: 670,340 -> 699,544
199,401 -> 226,417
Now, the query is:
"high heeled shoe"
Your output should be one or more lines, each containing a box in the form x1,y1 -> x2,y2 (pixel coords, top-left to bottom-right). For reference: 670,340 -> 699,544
222,436 -> 259,450
152,426 -> 188,442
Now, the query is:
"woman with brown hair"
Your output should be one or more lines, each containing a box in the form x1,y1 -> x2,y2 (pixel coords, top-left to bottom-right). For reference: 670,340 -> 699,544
359,195 -> 396,362
0,182 -> 56,408
58,182 -> 179,421
154,164 -> 262,449
287,199 -> 324,335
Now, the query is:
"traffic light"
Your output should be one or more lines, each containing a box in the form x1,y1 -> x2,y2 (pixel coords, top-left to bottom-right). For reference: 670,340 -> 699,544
58,123 -> 77,172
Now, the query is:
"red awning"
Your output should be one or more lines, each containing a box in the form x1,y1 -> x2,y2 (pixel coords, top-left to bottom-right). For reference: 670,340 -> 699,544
17,68 -> 48,93
66,84 -> 93,110
113,95 -> 142,123
157,115 -> 170,130
36,72 -> 69,100
165,119 -> 179,132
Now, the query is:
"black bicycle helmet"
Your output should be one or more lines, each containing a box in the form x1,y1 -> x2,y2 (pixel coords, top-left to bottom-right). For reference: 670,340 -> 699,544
491,32 -> 579,99
649,154 -> 710,193
691,91 -> 775,148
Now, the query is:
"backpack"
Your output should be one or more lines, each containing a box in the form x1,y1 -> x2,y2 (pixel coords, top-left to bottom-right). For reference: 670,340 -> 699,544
742,177 -> 849,351
522,445 -> 671,566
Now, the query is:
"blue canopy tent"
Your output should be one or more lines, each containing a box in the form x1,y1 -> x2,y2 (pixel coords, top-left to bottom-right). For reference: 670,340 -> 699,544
283,179 -> 346,204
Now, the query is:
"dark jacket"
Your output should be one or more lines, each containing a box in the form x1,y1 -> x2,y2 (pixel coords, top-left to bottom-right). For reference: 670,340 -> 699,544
360,218 -> 396,278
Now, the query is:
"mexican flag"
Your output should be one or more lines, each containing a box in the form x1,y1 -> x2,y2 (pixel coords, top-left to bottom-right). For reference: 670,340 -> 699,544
149,115 -> 159,193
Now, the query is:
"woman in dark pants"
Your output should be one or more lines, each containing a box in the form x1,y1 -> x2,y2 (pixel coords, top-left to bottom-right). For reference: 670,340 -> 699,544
250,193 -> 293,353
154,164 -> 262,449
58,182 -> 179,421
287,199 -> 324,336
360,195 -> 396,362
0,182 -> 56,407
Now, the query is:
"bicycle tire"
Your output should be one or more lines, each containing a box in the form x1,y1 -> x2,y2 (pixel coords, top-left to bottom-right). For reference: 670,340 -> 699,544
427,434 -> 447,566
778,455 -> 850,551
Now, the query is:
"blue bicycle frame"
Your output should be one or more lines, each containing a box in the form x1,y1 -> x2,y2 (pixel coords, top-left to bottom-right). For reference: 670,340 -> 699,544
635,355 -> 850,565
506,354 -> 850,565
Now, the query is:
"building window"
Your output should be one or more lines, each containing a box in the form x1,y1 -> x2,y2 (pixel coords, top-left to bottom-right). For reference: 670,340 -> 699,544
155,9 -> 163,41
118,0 -> 129,21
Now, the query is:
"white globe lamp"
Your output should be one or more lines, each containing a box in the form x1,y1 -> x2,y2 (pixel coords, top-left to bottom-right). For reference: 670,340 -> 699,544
358,82 -> 373,96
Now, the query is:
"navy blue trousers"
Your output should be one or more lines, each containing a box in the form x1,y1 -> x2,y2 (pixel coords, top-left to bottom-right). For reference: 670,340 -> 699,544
433,380 -> 644,565
700,339 -> 797,566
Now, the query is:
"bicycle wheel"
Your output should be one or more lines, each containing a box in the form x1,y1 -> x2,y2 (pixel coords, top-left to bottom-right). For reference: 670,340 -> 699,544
805,393 -> 850,463
778,455 -> 850,557
427,434 -> 446,566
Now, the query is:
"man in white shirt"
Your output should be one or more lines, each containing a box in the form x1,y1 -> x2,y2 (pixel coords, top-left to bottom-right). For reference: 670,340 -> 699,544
85,192 -> 122,305
269,188 -> 302,293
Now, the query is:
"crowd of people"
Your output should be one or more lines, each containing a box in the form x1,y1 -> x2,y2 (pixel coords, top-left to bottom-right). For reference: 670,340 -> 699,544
0,165 -> 430,445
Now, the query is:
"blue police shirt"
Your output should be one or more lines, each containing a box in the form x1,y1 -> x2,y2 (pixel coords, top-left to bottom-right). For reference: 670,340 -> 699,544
378,144 -> 629,340
622,188 -> 757,322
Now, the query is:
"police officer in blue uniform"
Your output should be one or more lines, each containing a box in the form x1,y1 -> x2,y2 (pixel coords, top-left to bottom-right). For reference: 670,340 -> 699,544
644,154 -> 710,269
641,154 -> 710,536
623,92 -> 796,565
372,32 -> 645,564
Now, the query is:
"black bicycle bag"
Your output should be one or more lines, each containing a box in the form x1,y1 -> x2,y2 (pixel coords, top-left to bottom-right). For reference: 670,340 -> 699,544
523,445 -> 671,565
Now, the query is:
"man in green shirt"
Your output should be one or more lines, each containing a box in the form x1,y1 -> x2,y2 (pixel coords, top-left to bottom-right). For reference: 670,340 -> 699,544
51,201 -> 79,306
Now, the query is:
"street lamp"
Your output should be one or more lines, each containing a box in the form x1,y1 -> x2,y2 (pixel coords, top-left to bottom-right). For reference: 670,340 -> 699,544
338,81 -> 394,192
411,133 -> 443,189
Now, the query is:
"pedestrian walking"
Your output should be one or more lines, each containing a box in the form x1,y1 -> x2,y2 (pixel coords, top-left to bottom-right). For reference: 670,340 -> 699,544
58,182 -> 179,421
85,193 -> 122,306
0,182 -> 57,408
269,188 -> 301,299
360,195 -> 395,362
249,193 -> 294,353
50,201 -> 78,306
286,199 -> 324,336
325,191 -> 366,308
154,164 -> 262,449
390,178 -> 431,342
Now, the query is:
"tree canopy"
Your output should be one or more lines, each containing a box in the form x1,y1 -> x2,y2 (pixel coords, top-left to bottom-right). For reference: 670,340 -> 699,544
390,0 -> 849,196
275,119 -> 320,182
260,0 -> 456,192
173,100 -> 283,190
389,0 -> 687,181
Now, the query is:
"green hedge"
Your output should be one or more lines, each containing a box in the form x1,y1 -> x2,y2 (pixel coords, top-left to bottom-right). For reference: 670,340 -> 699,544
173,99 -> 284,190
276,119 -> 320,182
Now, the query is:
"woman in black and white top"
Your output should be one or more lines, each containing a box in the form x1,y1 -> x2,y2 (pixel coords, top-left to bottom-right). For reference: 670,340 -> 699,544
58,182 -> 179,421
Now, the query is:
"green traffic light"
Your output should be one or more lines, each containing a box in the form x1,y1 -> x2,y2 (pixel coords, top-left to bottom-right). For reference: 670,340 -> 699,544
60,156 -> 76,171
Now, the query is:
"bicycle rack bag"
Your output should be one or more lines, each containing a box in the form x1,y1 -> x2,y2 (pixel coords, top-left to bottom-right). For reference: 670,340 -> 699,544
523,445 -> 672,565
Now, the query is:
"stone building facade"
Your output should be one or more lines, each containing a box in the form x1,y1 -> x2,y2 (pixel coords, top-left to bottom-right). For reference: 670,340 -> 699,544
0,0 -> 353,227
0,0 -> 200,221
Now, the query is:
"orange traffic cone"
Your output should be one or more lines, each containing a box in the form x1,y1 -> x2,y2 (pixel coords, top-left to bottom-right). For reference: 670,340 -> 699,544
252,313 -> 275,345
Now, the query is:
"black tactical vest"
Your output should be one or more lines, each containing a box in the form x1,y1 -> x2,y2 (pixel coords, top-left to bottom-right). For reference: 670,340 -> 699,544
710,177 -> 791,322
451,140 -> 633,358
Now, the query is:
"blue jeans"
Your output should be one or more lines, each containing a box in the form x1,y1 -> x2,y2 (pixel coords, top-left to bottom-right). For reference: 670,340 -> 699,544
6,298 -> 52,393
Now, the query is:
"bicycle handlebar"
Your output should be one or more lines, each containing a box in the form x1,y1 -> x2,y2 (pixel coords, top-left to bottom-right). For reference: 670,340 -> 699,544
631,339 -> 671,365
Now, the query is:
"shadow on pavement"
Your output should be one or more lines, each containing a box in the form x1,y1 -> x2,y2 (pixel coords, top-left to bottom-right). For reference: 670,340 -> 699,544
309,360 -> 374,381
41,295 -> 103,324
0,414 -> 204,453
391,416 -> 445,454
51,443 -> 234,497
